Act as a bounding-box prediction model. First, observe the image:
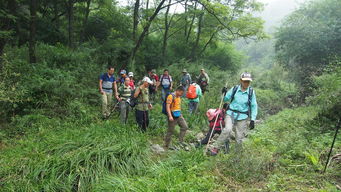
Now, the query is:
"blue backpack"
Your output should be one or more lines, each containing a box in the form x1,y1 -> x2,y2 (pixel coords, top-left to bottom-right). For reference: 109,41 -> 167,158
162,93 -> 175,115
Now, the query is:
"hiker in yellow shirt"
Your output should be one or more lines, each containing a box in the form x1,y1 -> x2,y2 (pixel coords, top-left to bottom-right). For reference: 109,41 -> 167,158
164,86 -> 188,149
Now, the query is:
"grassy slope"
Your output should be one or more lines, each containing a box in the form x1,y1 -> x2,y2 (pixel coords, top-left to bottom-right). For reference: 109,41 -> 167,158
1,99 -> 340,191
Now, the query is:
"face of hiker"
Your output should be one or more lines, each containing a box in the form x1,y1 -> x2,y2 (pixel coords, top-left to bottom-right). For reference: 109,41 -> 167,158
176,90 -> 184,97
108,68 -> 114,75
124,78 -> 130,86
240,80 -> 251,89
143,81 -> 149,87
164,71 -> 169,76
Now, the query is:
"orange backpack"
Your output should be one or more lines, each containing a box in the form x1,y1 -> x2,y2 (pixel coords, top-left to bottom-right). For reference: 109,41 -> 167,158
186,84 -> 197,99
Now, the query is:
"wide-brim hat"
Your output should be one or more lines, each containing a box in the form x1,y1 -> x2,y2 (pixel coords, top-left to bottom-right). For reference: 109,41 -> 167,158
182,69 -> 187,73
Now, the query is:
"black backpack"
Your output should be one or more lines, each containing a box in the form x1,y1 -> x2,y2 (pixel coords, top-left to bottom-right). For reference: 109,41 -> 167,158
230,85 -> 254,116
162,93 -> 175,115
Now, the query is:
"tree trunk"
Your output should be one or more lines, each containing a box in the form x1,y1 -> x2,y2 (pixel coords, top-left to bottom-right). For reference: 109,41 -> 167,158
129,0 -> 167,70
0,0 -> 17,57
80,0 -> 91,42
29,0 -> 37,63
162,0 -> 172,64
186,1 -> 197,43
184,0 -> 188,37
189,10 -> 203,61
133,0 -> 140,42
67,0 -> 74,48
199,28 -> 219,56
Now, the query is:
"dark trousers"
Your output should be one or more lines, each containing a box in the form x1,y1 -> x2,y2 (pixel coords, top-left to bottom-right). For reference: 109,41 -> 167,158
200,128 -> 222,145
135,110 -> 149,132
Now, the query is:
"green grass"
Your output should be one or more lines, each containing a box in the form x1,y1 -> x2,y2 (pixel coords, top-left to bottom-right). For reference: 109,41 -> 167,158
1,66 -> 341,191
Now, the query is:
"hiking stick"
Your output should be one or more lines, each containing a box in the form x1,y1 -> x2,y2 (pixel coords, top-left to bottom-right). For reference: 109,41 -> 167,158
323,117 -> 341,173
204,83 -> 228,155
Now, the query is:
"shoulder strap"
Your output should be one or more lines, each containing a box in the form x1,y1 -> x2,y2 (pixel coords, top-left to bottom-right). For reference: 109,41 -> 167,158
230,85 -> 239,103
248,87 -> 253,116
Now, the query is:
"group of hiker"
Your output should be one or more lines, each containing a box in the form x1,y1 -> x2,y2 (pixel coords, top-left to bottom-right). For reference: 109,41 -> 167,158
99,66 -> 257,155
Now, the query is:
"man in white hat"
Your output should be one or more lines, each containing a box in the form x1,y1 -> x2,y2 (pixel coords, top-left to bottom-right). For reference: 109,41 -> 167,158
133,76 -> 153,132
210,72 -> 258,155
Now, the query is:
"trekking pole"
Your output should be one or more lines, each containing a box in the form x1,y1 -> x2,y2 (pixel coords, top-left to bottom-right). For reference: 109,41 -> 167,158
323,117 -> 341,173
204,82 -> 228,155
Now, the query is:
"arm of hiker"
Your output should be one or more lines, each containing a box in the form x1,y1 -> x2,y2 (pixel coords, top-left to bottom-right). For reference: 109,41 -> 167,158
250,90 -> 258,121
99,79 -> 104,95
117,86 -> 122,101
113,81 -> 118,98
166,95 -> 173,121
198,86 -> 202,98
223,87 -> 233,102
133,87 -> 140,98
169,76 -> 173,90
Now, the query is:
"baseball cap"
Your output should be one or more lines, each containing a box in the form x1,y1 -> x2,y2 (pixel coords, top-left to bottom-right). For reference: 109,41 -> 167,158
120,70 -> 127,75
240,72 -> 252,81
142,76 -> 153,84
128,72 -> 134,77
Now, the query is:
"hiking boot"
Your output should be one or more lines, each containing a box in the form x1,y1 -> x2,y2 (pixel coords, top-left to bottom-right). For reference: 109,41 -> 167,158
168,145 -> 179,151
179,142 -> 190,151
195,143 -> 202,148
210,148 -> 219,156
224,140 -> 230,154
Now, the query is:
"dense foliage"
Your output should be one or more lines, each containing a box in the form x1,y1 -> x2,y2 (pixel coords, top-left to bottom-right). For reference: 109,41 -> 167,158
275,0 -> 341,97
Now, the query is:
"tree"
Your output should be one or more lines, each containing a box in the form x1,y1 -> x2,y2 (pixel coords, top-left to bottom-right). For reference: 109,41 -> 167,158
29,0 -> 37,63
275,0 -> 341,97
67,0 -> 74,48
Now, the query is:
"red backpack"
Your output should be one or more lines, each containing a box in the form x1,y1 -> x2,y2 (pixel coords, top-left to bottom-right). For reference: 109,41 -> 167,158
186,84 -> 197,99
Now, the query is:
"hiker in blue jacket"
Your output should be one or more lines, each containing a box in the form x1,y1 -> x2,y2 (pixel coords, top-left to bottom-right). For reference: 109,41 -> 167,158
210,72 -> 258,155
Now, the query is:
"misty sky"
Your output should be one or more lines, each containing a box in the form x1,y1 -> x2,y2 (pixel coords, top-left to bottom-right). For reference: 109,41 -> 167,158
258,0 -> 308,30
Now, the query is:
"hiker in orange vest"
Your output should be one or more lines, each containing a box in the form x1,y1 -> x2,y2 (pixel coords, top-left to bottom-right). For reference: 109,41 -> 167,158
186,82 -> 202,113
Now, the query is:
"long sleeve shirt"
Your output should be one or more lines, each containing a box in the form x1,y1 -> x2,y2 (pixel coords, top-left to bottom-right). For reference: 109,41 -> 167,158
223,85 -> 258,121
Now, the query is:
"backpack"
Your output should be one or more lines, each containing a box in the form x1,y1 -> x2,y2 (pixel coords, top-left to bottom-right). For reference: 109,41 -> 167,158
127,89 -> 138,108
160,75 -> 171,89
162,93 -> 175,115
230,85 -> 254,116
186,84 -> 197,99
209,110 -> 225,131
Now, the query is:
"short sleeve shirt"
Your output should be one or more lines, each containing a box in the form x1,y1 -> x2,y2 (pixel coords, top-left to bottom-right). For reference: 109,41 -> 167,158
100,73 -> 115,93
166,94 -> 181,112
160,75 -> 172,88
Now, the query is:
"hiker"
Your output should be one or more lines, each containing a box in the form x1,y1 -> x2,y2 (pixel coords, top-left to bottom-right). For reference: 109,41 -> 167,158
99,66 -> 118,119
128,72 -> 135,90
187,82 -> 202,113
210,72 -> 258,155
148,69 -> 159,102
158,69 -> 173,101
134,77 -> 153,132
197,104 -> 228,147
118,77 -> 133,124
180,69 -> 191,96
117,69 -> 127,85
197,69 -> 210,94
164,86 -> 188,149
